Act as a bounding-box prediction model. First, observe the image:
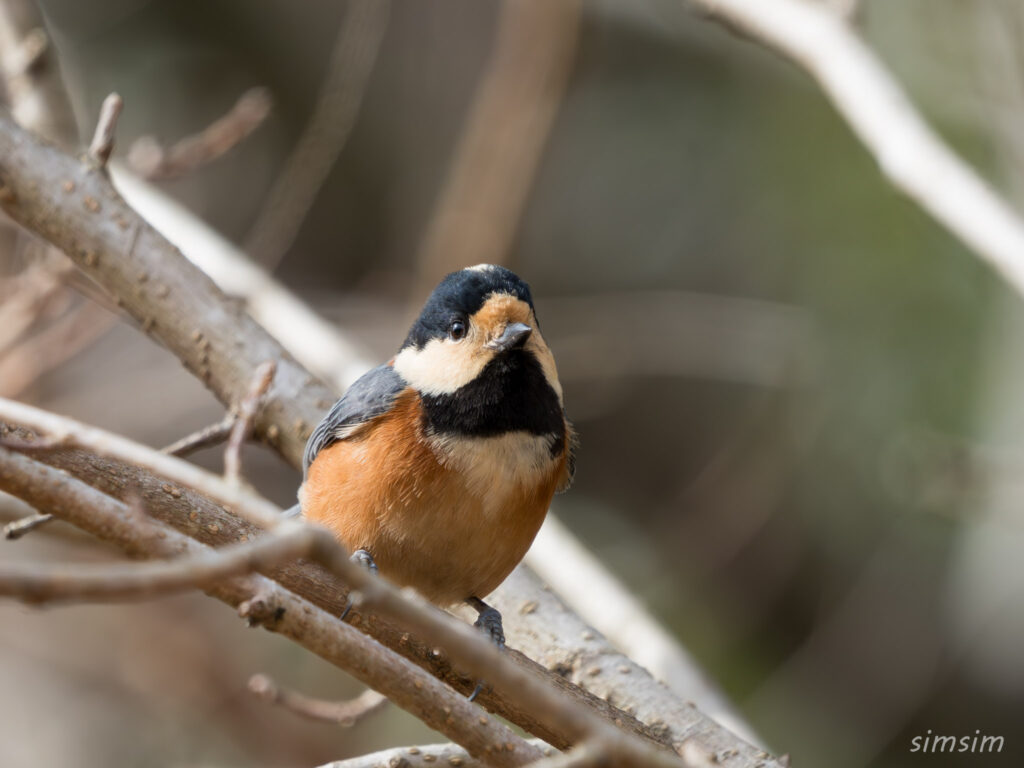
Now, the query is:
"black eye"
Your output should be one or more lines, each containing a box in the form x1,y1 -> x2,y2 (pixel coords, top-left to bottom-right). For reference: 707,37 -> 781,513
448,319 -> 466,340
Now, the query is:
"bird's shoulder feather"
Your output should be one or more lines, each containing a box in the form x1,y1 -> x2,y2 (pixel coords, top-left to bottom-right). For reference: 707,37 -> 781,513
302,363 -> 407,474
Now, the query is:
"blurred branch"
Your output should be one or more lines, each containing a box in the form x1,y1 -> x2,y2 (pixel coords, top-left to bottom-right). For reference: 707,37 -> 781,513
0,0 -> 77,143
129,87 -> 272,180
244,0 -> 390,268
690,0 -> 1024,296
110,164 -> 376,388
0,447 -> 542,768
87,92 -> 122,169
162,414 -> 235,457
248,674 -> 388,727
413,0 -> 580,299
0,298 -> 115,397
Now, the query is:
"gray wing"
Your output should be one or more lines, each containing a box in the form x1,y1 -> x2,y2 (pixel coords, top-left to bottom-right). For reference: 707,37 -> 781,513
302,364 -> 406,475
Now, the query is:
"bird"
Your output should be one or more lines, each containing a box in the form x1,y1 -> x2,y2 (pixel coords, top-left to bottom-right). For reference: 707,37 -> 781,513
299,264 -> 575,652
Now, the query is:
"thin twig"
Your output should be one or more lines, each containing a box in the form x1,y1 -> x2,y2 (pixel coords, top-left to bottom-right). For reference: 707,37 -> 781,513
0,519 -> 313,603
128,87 -> 272,180
88,92 -> 123,168
162,415 -> 235,457
224,360 -> 276,484
2,511 -> 51,539
248,674 -> 388,727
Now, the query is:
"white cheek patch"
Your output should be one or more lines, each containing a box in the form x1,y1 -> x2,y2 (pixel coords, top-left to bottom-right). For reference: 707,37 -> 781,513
393,337 -> 489,396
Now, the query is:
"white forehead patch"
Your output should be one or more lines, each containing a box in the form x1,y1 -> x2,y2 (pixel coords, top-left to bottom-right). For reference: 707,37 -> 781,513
466,263 -> 499,273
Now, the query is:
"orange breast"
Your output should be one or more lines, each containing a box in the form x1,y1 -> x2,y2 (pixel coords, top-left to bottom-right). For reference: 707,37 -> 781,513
301,390 -> 565,605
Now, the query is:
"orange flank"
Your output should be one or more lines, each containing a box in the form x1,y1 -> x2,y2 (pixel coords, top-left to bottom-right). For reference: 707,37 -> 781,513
302,389 -> 567,605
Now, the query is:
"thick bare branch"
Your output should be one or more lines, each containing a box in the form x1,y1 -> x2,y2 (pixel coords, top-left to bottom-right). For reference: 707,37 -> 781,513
248,674 -> 388,727
690,0 -> 1024,297
0,401 -> 714,767
0,447 -> 544,768
0,110 -> 338,463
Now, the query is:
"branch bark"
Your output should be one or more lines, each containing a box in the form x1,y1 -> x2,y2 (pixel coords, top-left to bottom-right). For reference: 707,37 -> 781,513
689,0 -> 1024,296
0,446 -> 545,768
0,111 -> 775,764
0,110 -> 336,464
248,674 -> 388,727
0,401 -> 702,768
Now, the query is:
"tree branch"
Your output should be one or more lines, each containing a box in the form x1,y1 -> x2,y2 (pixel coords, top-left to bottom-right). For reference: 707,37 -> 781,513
0,400 -> 712,768
224,359 -> 276,483
0,447 -> 545,768
0,110 -> 338,464
0,108 -> 774,762
128,87 -> 272,180
689,0 -> 1024,297
87,92 -> 122,168
317,742 -> 552,768
0,518 -> 313,604
2,509 -> 50,538
248,674 -> 388,727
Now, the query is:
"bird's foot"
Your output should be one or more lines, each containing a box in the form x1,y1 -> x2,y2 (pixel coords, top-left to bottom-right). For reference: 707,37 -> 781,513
473,605 -> 505,648
340,548 -> 378,621
466,596 -> 505,702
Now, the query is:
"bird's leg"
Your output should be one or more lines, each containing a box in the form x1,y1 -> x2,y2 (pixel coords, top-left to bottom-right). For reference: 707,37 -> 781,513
340,548 -> 378,621
466,595 -> 505,702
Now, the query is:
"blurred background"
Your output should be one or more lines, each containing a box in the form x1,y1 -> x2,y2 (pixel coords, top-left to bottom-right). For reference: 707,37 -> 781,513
1,0 -> 1023,766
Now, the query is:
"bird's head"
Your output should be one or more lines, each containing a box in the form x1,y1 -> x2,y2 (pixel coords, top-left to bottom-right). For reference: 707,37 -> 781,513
393,264 -> 562,404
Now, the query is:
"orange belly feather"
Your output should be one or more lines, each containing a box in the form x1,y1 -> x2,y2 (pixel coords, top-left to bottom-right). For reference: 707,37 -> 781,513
301,390 -> 565,605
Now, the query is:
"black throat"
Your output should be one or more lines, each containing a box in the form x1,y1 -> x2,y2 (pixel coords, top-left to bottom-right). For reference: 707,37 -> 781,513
420,349 -> 565,447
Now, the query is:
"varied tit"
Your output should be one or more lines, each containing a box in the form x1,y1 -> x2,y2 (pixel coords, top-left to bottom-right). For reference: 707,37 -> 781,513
300,264 -> 575,648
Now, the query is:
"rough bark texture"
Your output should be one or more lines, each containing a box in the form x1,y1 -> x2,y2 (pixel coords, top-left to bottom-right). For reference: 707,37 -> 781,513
0,112 -> 335,464
0,448 -> 544,768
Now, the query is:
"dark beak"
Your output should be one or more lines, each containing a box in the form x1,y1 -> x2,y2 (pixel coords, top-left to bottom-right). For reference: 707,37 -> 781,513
488,322 -> 532,352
